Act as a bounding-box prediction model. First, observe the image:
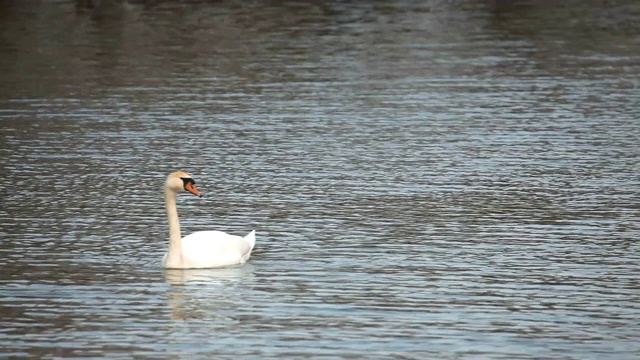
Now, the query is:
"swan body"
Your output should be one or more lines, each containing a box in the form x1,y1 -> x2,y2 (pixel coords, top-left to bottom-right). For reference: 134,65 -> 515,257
162,171 -> 256,269
162,230 -> 256,269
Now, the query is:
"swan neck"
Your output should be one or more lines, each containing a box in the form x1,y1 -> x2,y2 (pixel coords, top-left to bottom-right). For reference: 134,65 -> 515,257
164,187 -> 183,268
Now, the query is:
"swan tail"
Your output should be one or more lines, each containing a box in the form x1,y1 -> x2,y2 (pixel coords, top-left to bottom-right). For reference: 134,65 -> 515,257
244,230 -> 256,250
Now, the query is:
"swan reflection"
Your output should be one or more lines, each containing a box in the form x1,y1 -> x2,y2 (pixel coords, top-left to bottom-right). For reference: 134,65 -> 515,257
164,265 -> 255,321
164,265 -> 255,286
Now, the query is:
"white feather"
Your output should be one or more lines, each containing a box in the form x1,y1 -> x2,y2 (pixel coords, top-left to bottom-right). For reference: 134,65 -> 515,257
162,230 -> 256,269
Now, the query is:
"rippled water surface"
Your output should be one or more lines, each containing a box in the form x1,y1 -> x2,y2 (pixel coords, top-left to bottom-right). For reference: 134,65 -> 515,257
1,1 -> 639,359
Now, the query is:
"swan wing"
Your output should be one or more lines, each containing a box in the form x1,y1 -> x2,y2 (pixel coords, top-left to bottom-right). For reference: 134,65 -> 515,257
179,230 -> 255,268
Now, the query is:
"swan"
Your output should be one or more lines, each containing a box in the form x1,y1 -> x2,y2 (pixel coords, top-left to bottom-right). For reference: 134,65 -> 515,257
162,171 -> 256,269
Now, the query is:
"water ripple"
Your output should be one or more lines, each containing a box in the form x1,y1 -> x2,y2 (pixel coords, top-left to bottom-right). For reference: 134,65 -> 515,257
1,1 -> 639,359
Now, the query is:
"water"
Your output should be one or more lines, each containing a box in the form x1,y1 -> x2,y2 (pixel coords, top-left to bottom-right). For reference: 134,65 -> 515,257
1,1 -> 639,359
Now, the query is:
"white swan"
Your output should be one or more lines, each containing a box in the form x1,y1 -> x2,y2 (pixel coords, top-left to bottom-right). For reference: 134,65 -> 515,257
162,171 -> 256,269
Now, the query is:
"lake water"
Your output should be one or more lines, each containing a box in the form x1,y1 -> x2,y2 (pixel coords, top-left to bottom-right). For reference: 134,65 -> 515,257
1,1 -> 639,359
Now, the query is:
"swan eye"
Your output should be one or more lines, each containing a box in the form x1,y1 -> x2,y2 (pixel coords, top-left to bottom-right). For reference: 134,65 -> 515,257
181,177 -> 196,187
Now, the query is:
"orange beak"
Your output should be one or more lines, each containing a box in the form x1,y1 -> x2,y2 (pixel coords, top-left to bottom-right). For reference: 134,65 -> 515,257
184,182 -> 202,197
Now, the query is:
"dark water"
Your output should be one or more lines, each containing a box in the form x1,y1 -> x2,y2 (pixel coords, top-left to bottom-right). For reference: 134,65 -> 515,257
1,1 -> 639,359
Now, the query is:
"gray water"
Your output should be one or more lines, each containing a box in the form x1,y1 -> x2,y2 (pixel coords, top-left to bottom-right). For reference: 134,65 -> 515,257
1,1 -> 639,359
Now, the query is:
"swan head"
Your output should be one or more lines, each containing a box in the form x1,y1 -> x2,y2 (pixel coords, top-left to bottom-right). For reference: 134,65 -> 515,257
165,171 -> 202,197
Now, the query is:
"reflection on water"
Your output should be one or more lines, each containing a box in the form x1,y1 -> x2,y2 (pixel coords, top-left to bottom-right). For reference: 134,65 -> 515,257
1,0 -> 639,359
165,266 -> 255,286
165,266 -> 255,322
